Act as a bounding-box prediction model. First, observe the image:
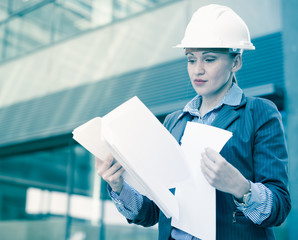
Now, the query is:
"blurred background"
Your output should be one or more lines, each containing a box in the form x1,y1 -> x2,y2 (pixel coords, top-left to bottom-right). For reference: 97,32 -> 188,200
0,0 -> 297,239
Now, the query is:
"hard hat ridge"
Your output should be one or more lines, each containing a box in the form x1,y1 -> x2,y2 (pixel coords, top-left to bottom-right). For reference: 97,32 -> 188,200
175,4 -> 255,51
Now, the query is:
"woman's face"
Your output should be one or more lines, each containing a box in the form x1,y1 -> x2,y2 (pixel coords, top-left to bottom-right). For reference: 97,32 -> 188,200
186,48 -> 240,98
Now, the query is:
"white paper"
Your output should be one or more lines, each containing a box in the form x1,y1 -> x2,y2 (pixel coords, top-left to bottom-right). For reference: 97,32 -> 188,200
180,122 -> 233,183
173,178 -> 215,240
102,96 -> 190,190
72,97 -> 233,238
72,96 -> 190,219
72,117 -> 110,160
106,141 -> 179,219
171,122 -> 232,240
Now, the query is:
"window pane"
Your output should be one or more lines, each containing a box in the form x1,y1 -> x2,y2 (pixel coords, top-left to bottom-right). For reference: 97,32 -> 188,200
0,24 -> 4,61
0,1 -> 8,21
53,4 -> 88,41
19,3 -> 54,51
11,0 -> 45,13
74,0 -> 113,30
4,18 -> 21,59
0,148 -> 68,189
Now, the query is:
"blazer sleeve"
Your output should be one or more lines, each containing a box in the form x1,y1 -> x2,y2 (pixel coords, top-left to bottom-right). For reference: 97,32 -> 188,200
127,196 -> 160,227
250,98 -> 291,227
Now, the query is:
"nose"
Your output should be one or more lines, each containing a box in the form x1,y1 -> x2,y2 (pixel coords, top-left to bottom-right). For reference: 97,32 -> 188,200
194,61 -> 205,75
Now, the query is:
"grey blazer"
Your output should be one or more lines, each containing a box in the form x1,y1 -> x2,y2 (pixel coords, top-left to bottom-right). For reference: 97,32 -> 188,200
129,95 -> 291,240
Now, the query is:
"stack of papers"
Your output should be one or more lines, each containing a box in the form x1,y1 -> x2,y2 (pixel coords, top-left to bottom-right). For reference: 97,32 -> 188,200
72,96 -> 232,240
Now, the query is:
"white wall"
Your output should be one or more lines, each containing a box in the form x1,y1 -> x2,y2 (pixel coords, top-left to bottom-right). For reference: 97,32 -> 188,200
0,0 -> 282,108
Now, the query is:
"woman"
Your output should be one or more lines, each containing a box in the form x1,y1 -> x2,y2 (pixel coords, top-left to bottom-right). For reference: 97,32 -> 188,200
95,4 -> 291,240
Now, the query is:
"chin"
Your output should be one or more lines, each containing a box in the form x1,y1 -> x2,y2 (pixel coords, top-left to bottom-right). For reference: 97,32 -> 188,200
193,87 -> 207,96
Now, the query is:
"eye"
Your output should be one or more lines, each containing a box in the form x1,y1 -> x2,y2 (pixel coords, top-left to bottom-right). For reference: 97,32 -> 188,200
187,58 -> 196,64
205,58 -> 216,62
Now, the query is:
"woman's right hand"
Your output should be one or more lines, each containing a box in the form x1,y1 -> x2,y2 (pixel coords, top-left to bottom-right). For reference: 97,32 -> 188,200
95,154 -> 125,194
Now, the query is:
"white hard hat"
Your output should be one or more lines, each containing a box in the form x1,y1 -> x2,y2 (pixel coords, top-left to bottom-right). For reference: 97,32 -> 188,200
175,4 -> 255,51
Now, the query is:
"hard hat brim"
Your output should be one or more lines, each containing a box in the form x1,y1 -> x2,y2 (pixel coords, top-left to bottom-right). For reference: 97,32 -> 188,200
173,43 -> 255,50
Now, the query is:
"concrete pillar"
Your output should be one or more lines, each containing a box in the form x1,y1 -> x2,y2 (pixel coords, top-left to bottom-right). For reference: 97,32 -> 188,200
282,0 -> 298,239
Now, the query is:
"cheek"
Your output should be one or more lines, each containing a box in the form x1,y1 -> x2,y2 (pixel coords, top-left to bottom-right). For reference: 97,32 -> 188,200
187,65 -> 193,78
210,64 -> 232,82
205,65 -> 221,81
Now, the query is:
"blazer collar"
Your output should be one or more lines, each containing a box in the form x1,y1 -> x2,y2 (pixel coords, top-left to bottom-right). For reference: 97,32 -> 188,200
211,94 -> 247,130
171,94 -> 247,142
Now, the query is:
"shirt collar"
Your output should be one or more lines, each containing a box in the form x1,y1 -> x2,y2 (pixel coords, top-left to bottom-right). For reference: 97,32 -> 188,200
180,83 -> 243,118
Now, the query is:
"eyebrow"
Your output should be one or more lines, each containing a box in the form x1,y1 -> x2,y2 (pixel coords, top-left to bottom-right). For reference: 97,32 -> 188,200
185,51 -> 217,56
202,51 -> 216,55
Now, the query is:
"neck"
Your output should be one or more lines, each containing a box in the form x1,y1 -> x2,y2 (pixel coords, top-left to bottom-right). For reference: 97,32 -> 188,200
200,80 -> 233,116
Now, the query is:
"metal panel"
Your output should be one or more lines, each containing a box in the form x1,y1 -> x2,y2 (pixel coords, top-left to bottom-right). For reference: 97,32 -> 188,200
0,32 -> 284,147
282,0 -> 298,239
237,32 -> 284,90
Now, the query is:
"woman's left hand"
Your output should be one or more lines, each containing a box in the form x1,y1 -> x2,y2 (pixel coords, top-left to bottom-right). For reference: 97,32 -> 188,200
201,147 -> 250,199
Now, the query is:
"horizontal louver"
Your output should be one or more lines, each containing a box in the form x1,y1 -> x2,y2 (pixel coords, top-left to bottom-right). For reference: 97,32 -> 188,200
0,32 -> 284,146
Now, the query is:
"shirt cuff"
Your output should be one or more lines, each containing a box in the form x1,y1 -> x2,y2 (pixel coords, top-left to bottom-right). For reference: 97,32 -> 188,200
107,181 -> 143,220
108,181 -> 132,204
233,181 -> 261,209
234,181 -> 273,224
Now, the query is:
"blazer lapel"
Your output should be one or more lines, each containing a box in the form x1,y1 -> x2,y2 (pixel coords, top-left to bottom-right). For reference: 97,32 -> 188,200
168,95 -> 247,140
170,113 -> 193,144
212,96 -> 246,130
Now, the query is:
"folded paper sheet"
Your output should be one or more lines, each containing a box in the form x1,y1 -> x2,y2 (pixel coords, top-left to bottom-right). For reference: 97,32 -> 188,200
72,96 -> 232,240
73,96 -> 190,220
171,122 -> 232,240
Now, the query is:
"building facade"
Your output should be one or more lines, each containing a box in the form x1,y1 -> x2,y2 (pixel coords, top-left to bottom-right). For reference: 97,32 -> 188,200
0,0 -> 293,239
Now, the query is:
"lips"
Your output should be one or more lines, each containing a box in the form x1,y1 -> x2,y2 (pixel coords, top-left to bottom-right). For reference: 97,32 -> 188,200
194,79 -> 207,85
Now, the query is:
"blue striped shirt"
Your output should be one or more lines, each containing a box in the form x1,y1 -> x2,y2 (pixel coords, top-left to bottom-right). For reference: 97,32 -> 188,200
109,84 -> 273,239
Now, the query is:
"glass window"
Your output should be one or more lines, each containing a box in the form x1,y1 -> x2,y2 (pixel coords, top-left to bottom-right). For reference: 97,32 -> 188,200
0,142 -> 158,239
53,3 -> 89,42
10,0 -> 45,13
0,0 -> 173,63
0,147 -> 68,190
0,144 -> 95,195
0,24 -> 4,61
0,183 -> 27,220
114,0 -> 131,19
0,1 -> 8,22
78,0 -> 113,30
20,3 -> 54,50
4,18 -> 22,59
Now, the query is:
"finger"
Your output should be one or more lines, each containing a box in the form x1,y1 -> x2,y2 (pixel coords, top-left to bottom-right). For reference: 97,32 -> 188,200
104,167 -> 125,187
108,167 -> 125,182
101,161 -> 123,180
205,148 -> 223,163
201,158 -> 216,185
201,152 -> 216,172
95,153 -> 113,168
95,157 -> 103,169
201,155 -> 216,175
97,155 -> 115,176
103,161 -> 122,176
106,153 -> 114,163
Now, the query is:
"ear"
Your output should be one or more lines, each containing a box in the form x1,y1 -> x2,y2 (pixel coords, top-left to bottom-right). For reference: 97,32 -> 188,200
232,54 -> 242,73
